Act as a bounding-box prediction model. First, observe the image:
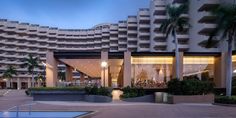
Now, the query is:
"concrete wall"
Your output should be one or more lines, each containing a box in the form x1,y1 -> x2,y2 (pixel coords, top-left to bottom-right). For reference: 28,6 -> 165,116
46,51 -> 58,87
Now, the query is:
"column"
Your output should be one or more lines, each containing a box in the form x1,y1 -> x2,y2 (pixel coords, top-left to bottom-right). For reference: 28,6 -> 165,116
214,52 -> 226,88
80,72 -> 85,85
17,78 -> 21,90
101,51 -> 109,87
6,79 -> 10,88
172,52 -> 184,80
46,51 -> 58,87
66,65 -> 73,81
28,78 -> 31,88
123,51 -> 131,87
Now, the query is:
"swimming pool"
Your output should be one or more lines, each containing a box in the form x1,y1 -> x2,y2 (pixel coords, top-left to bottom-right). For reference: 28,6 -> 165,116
0,111 -> 89,118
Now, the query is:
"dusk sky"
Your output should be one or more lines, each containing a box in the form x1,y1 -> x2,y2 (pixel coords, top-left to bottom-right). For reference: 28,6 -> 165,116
0,0 -> 149,29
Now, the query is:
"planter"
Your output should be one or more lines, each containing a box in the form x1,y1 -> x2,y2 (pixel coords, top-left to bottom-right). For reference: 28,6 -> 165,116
31,91 -> 112,102
122,95 -> 155,102
84,95 -> 112,103
31,91 -> 86,101
168,94 -> 214,104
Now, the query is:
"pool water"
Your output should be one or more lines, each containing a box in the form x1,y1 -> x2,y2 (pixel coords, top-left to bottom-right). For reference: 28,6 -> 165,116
0,111 -> 89,118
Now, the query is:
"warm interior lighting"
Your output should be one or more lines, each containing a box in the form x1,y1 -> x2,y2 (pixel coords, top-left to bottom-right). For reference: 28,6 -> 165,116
232,55 -> 236,62
183,56 -> 215,64
131,56 -> 173,64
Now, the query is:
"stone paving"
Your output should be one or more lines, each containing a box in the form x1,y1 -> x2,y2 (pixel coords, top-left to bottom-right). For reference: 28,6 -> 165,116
0,90 -> 236,118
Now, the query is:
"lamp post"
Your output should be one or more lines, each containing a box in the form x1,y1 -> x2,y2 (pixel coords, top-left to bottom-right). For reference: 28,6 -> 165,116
101,61 -> 108,87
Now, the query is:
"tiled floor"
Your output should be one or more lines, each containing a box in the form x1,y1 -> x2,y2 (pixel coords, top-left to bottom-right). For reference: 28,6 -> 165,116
0,90 -> 236,118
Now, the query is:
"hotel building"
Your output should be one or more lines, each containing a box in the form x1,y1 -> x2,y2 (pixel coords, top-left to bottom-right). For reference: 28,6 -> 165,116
0,0 -> 234,89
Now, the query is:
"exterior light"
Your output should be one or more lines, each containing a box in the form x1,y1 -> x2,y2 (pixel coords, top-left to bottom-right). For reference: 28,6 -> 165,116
101,61 -> 108,68
233,69 -> 236,73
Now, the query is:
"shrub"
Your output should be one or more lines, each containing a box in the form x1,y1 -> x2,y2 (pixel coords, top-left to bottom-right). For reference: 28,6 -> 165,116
25,90 -> 30,96
121,86 -> 145,98
167,78 -> 182,95
215,96 -> 236,104
84,86 -> 112,97
167,79 -> 214,95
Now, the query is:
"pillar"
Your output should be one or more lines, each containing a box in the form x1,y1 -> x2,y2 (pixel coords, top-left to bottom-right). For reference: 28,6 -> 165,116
214,52 -> 226,88
66,65 -> 73,81
17,78 -> 21,90
101,51 -> 109,87
80,72 -> 85,84
172,52 -> 184,80
123,51 -> 131,87
46,51 -> 58,87
6,79 -> 10,88
28,78 -> 31,88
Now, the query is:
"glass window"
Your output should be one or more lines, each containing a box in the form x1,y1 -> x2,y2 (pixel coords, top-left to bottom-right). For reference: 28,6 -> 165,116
183,56 -> 215,81
131,56 -> 173,88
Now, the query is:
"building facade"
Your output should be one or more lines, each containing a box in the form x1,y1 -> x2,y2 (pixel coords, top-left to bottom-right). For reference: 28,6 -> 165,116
0,0 -> 234,89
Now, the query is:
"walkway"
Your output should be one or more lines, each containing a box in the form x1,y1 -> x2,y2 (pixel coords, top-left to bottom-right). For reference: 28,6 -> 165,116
0,90 -> 236,118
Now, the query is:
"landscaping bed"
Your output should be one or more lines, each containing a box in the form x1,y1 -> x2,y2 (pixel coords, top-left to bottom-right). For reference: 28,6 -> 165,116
120,86 -> 155,102
167,78 -> 215,104
215,96 -> 236,104
28,86 -> 112,102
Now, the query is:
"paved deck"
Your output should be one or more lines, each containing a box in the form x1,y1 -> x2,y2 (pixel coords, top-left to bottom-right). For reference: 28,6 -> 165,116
0,90 -> 236,118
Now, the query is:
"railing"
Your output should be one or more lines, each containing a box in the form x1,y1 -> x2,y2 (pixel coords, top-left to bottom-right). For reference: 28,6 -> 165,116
4,102 -> 36,118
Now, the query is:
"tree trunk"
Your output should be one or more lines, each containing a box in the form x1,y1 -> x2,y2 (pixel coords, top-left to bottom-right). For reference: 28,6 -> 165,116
10,78 -> 12,89
226,37 -> 233,96
173,31 -> 180,79
31,68 -> 34,88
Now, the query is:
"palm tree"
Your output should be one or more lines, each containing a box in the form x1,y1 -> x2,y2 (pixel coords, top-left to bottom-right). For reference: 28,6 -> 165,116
199,4 -> 236,96
21,54 -> 40,88
160,2 -> 189,79
3,65 -> 17,88
58,71 -> 66,81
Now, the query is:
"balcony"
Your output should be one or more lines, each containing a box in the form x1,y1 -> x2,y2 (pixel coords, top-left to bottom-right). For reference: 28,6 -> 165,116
127,23 -> 137,27
153,0 -> 165,6
179,44 -> 189,49
198,23 -> 216,35
154,33 -> 165,38
139,40 -> 149,44
110,30 -> 118,34
128,38 -> 137,41
118,41 -> 127,45
127,30 -> 138,34
176,34 -> 189,40
138,47 -> 150,52
128,44 -> 137,48
138,17 -> 150,21
139,24 -> 150,29
198,0 -> 219,11
153,7 -> 166,15
154,15 -> 167,24
118,35 -> 127,38
118,47 -> 127,51
154,41 -> 167,46
139,32 -> 150,36
110,37 -> 118,41
198,11 -> 216,23
110,43 -> 118,47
